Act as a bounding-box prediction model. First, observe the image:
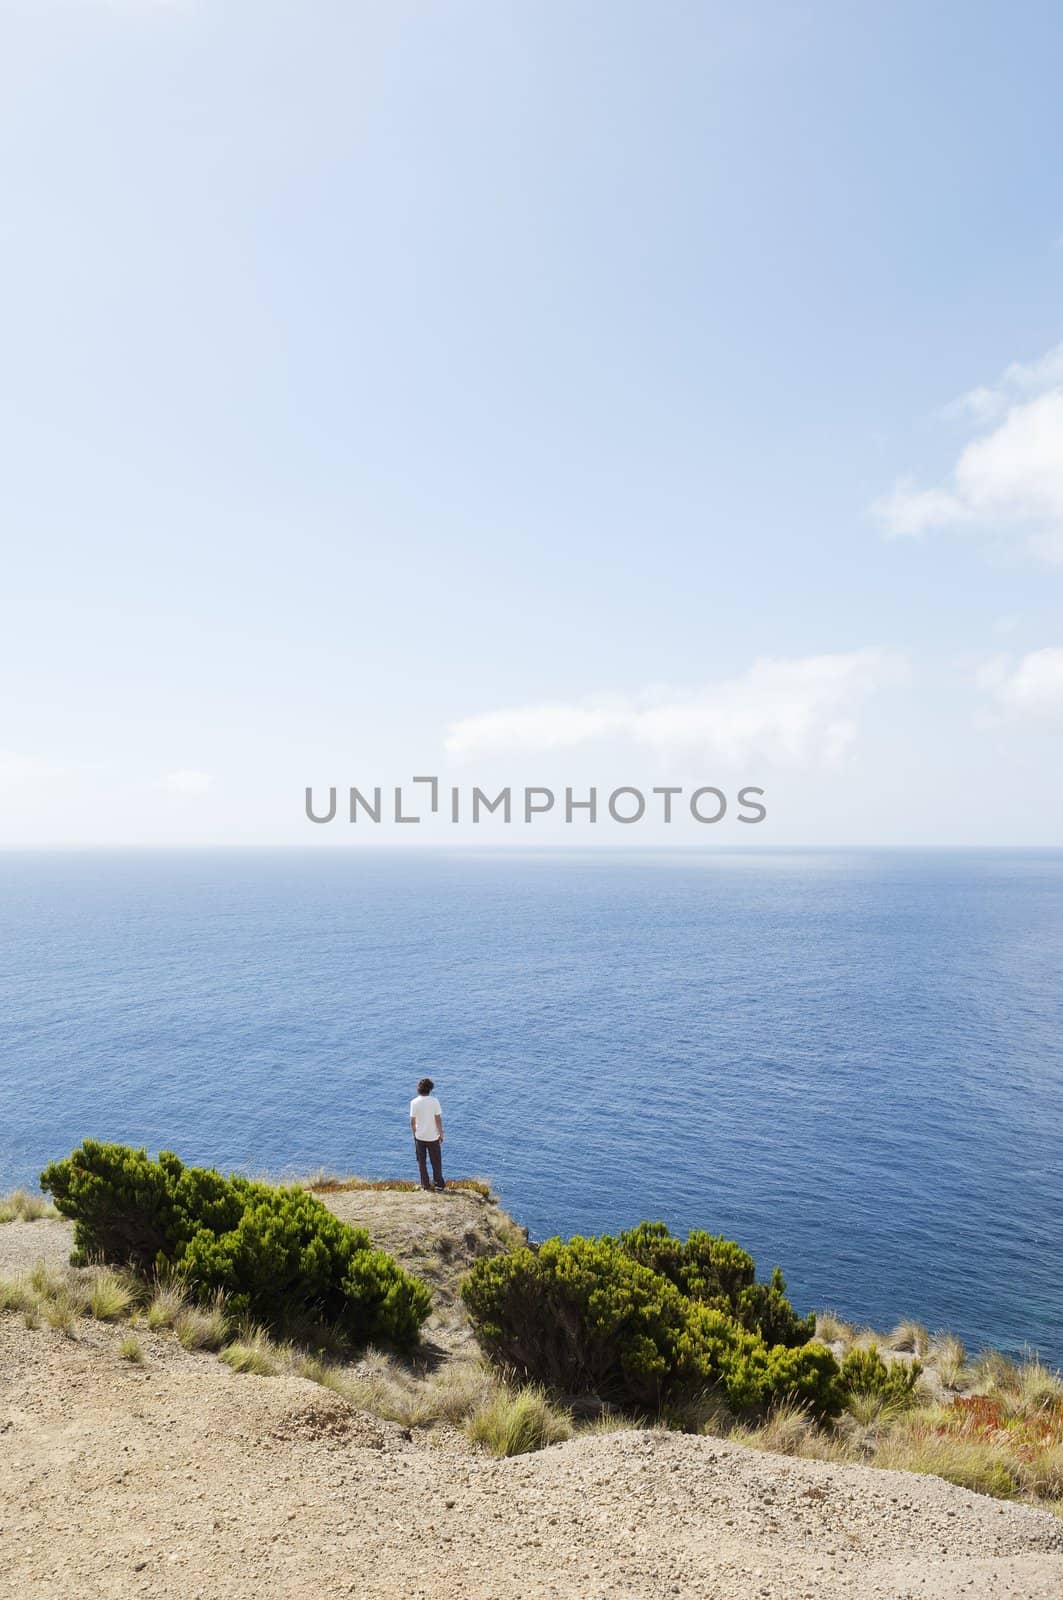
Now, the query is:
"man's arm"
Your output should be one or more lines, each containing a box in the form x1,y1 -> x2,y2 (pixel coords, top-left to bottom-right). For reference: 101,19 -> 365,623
435,1111 -> 444,1143
410,1116 -> 417,1136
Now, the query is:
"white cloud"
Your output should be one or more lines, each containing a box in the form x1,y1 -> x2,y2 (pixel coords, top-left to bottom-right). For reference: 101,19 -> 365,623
944,341 -> 1063,424
979,648 -> 1063,713
159,768 -> 212,794
874,342 -> 1063,560
871,480 -> 968,537
445,650 -> 906,767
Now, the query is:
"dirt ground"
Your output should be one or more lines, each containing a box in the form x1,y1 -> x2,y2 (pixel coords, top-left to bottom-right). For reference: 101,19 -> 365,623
2,1199 -> 1062,1600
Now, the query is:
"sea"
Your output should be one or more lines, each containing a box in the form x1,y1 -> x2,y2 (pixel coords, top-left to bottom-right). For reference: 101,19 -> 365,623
1,848 -> 1060,1367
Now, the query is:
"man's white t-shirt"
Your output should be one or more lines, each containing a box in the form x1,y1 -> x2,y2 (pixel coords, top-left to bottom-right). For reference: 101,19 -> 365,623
410,1094 -> 442,1141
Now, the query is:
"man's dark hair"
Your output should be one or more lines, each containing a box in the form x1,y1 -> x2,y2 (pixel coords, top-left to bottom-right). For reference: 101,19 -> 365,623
417,1077 -> 434,1095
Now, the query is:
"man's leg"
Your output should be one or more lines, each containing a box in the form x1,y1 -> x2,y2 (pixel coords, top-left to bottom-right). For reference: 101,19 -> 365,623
415,1139 -> 431,1190
428,1139 -> 444,1190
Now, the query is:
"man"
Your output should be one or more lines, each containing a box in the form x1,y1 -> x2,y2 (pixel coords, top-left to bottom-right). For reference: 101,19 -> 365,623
409,1076 -> 445,1191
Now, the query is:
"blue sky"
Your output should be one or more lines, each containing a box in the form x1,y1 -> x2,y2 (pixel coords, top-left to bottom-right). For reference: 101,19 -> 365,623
2,0 -> 1063,844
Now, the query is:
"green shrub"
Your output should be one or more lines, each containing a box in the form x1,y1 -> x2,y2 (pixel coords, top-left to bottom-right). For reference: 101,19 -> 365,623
676,1302 -> 841,1416
619,1222 -> 816,1347
840,1345 -> 922,1409
42,1141 -> 431,1350
463,1235 -> 690,1410
461,1227 -> 841,1420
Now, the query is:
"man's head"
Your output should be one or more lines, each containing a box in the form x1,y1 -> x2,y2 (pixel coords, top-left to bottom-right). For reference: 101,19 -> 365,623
417,1077 -> 434,1096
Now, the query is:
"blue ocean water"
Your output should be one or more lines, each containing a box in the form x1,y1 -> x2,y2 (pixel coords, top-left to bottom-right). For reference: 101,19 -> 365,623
1,849 -> 1060,1366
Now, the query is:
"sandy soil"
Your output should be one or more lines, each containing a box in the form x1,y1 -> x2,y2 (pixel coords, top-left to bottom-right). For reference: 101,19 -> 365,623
2,1202 -> 1061,1600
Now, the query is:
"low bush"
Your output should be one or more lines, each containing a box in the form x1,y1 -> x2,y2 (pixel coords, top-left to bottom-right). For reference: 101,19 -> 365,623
461,1225 -> 841,1419
840,1345 -> 922,1411
620,1222 -> 816,1347
41,1141 -> 431,1350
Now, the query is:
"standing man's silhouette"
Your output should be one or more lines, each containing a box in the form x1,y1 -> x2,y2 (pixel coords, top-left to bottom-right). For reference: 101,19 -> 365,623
410,1077 -> 445,1191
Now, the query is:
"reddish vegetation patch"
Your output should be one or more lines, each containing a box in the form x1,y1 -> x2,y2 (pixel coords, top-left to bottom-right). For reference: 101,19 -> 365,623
939,1395 -> 1063,1456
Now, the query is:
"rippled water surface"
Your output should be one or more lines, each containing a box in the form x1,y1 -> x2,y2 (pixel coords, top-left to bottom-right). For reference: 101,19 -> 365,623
1,849 -> 1060,1364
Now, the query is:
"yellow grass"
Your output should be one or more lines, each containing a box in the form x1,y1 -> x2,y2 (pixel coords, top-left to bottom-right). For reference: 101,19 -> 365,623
874,1427 -> 1020,1498
220,1326 -> 279,1375
43,1291 -> 80,1335
87,1268 -> 137,1321
146,1280 -> 188,1330
813,1310 -> 854,1346
931,1334 -> 968,1391
307,1174 -> 493,1199
0,1189 -> 57,1223
466,1385 -> 572,1457
888,1320 -> 931,1357
175,1300 -> 229,1352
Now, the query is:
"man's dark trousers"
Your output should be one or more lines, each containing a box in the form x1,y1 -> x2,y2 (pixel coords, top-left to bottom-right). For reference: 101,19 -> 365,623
415,1137 -> 444,1190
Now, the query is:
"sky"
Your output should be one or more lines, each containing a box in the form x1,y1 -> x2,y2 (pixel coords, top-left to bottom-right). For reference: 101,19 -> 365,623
2,0 -> 1062,846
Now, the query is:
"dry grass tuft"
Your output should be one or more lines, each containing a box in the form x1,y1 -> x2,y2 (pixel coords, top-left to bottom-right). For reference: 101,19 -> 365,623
888,1320 -> 931,1357
404,1360 -> 499,1427
308,1175 -> 494,1200
119,1333 -> 145,1364
294,1353 -> 333,1387
845,1388 -> 917,1430
972,1347 -> 1019,1395
0,1273 -> 39,1314
710,1342 -> 1063,1511
175,1298 -> 229,1352
1018,1359 -> 1063,1410
730,1399 -> 819,1456
43,1291 -> 80,1335
220,1326 -> 279,1376
1020,1444 -> 1063,1503
814,1310 -> 854,1346
580,1411 -> 644,1435
0,1189 -> 58,1223
931,1334 -> 968,1391
146,1280 -> 189,1330
874,1426 -> 1020,1499
29,1262 -> 68,1299
849,1326 -> 888,1352
88,1267 -> 137,1322
466,1385 -> 572,1457
290,1349 -> 505,1433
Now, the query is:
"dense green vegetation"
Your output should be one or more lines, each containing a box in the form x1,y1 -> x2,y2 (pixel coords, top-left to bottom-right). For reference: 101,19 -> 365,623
461,1221 -> 841,1418
41,1140 -> 430,1349
840,1343 -> 923,1409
